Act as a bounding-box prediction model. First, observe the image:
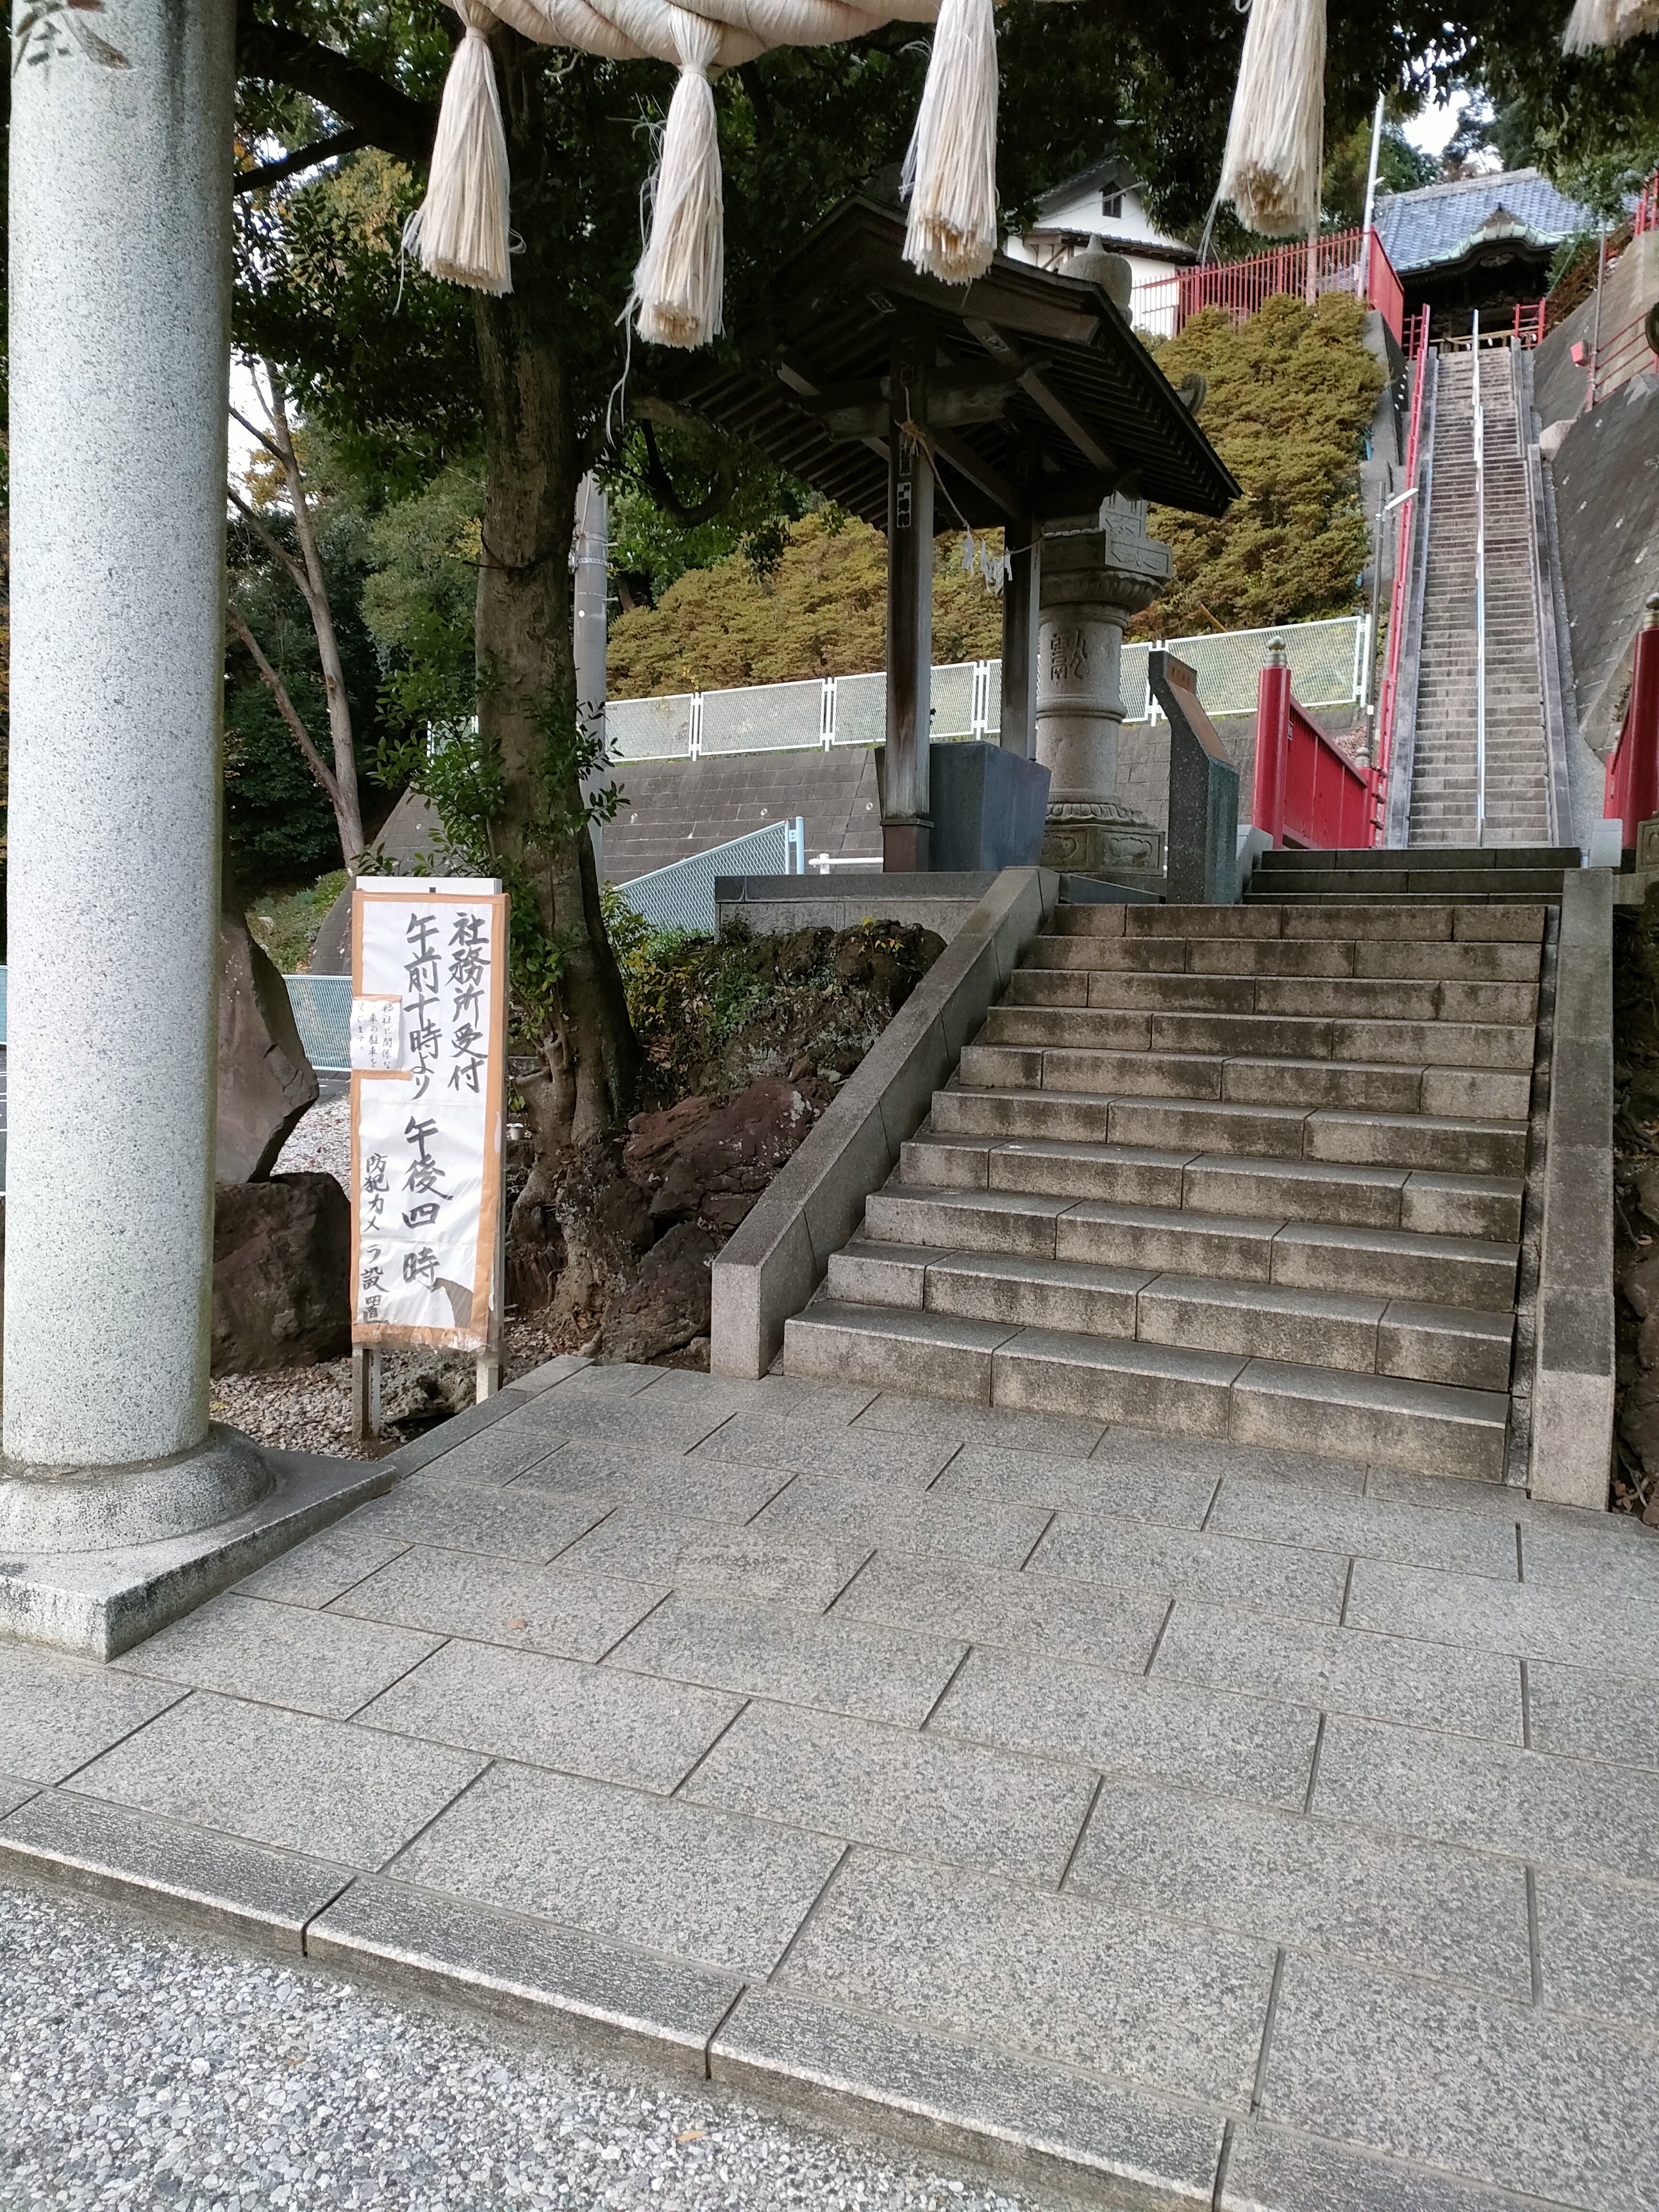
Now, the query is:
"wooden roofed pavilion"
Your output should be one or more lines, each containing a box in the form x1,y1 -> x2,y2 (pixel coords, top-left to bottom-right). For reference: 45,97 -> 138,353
648,197 -> 1240,868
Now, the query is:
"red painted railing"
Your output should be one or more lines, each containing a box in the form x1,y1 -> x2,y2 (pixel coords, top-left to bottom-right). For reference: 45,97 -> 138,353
1603,598 -> 1659,847
1129,227 -> 1405,345
1584,305 -> 1659,409
1510,299 -> 1548,347
1372,307 -> 1432,814
1255,646 -> 1378,850
1637,171 -> 1659,237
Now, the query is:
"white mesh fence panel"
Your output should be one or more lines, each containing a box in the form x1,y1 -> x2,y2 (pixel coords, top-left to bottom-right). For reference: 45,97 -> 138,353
700,677 -> 823,754
607,692 -> 694,760
610,822 -> 791,935
833,671 -> 888,747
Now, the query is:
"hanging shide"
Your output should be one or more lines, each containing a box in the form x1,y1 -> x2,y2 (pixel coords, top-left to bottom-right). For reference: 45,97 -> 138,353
410,0 -> 513,293
633,21 -> 727,348
902,0 -> 1000,285
1561,0 -> 1659,49
1218,0 -> 1326,240
408,0 -> 1027,344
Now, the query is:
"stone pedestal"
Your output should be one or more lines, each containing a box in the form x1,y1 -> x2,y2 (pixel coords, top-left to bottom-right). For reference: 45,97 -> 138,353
1035,501 -> 1173,880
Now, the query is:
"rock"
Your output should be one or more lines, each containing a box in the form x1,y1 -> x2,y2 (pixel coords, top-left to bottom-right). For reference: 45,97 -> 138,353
212,1173 -> 350,1375
597,1223 -> 716,1364
1623,1253 -> 1659,1318
1636,1164 -> 1659,1229
218,847 -> 319,1181
626,1077 -> 816,1227
1640,1312 -> 1659,1371
381,1352 -> 476,1433
1539,417 -> 1574,462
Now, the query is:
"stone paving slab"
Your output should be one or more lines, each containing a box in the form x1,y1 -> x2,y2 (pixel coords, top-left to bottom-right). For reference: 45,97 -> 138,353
5,1357 -> 1659,2212
0,1786 -> 351,1944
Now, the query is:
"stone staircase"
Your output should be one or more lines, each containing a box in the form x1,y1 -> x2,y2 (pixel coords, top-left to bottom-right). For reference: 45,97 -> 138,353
1408,347 -> 1552,847
783,853 -> 1580,1481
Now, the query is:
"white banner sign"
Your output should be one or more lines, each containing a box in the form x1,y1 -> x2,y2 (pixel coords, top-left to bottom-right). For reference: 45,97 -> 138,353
350,878 -> 510,1352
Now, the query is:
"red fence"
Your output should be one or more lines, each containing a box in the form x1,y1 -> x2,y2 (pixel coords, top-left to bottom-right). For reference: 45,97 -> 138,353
1254,649 -> 1378,850
1129,227 -> 1405,345
1603,601 -> 1659,848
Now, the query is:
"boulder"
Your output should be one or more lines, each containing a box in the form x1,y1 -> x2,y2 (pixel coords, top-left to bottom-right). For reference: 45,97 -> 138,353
598,1222 -> 716,1364
218,848 -> 319,1181
212,1173 -> 351,1375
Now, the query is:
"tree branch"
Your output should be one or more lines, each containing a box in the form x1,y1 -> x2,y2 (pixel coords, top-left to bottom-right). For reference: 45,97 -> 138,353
639,419 -> 734,529
233,130 -> 366,194
235,1 -> 436,165
228,484 -> 313,605
227,605 -> 345,814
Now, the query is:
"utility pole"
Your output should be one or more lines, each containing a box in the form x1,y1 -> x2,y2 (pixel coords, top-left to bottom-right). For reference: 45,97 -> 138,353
1359,92 -> 1385,305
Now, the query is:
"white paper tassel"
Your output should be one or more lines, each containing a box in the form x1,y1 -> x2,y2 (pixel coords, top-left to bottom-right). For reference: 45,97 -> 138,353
902,0 -> 998,284
1562,0 -> 1659,50
633,20 -> 725,347
411,0 -> 513,293
1218,0 -> 1326,239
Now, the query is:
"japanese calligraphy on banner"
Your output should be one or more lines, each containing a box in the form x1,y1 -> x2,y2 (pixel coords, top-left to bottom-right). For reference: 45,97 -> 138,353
349,878 -> 510,1353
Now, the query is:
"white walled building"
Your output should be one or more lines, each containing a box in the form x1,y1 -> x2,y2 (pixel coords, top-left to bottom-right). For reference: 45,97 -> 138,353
1004,157 -> 1196,331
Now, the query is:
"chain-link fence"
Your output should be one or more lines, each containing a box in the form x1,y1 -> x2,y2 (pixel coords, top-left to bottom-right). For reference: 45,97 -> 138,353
284,974 -> 353,1073
611,819 -> 800,934
605,615 -> 1363,760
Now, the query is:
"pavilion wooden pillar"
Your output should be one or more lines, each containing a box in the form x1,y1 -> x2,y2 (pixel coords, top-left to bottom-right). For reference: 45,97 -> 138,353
884,330 -> 933,869
999,523 -> 1041,757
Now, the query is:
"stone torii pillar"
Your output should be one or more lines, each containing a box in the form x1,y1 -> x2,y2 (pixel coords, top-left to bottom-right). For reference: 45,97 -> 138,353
3,0 -> 370,1651
1036,499 -> 1172,881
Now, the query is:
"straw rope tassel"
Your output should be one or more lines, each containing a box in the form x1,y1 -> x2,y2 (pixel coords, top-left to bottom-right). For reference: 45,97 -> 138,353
1561,0 -> 1659,49
1218,0 -> 1326,240
902,0 -> 999,284
633,18 -> 726,347
411,0 -> 513,293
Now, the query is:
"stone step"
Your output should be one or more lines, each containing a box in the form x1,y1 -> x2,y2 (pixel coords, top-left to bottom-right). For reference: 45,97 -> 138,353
781,1303 -> 1511,1480
982,1008 -> 1539,1075
1254,846 -> 1573,874
1046,902 -> 1549,944
1018,934 -> 1542,982
824,1239 -> 1515,1392
863,1186 -> 1520,1311
1255,868 -> 1564,902
930,1084 -> 1531,1175
1016,972 -> 1540,1025
899,1130 -> 1524,1237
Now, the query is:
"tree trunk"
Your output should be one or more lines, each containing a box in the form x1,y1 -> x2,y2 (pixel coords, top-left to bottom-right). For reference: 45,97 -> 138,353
471,208 -> 640,1289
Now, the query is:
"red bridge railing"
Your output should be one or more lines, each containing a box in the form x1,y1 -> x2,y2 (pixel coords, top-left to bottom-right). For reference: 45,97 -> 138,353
1254,642 -> 1378,850
1604,597 -> 1659,848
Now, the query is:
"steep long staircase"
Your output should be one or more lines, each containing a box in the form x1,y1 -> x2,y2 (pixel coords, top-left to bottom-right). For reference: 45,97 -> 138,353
783,849 -> 1579,1482
1407,347 -> 1553,846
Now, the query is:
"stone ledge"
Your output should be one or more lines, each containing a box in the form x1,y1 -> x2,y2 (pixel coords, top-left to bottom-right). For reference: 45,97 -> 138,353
1529,871 -> 1614,1509
0,1447 -> 391,1659
0,1787 -> 350,1948
710,868 -> 1059,1379
305,1875 -> 741,2075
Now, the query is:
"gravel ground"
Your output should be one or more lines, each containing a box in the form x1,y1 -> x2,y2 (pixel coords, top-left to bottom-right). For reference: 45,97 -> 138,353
274,1094 -> 351,1182
0,1879 -> 1037,2212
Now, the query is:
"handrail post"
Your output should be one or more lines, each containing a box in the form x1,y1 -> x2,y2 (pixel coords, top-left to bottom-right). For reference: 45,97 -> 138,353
1472,309 -> 1487,848
1254,639 -> 1291,847
1618,595 -> 1659,846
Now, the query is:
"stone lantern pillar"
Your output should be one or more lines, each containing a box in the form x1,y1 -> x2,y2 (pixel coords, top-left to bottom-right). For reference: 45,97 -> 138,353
1035,498 -> 1174,881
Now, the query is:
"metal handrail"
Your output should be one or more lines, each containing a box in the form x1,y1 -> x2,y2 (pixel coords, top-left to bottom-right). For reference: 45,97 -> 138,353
1472,311 -> 1487,848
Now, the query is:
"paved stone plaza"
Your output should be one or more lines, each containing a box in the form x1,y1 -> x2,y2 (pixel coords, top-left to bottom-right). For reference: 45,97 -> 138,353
4,1357 -> 1659,2210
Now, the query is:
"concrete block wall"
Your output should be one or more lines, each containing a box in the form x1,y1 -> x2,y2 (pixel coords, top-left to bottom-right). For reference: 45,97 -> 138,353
605,748 -> 882,883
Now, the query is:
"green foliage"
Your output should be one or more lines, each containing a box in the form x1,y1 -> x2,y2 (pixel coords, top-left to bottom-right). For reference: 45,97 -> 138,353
224,437 -> 395,885
599,894 -> 940,1102
374,685 -> 622,1040
607,510 -> 1005,694
245,869 -> 349,973
1322,116 -> 1438,229
359,463 -> 484,734
1139,293 -> 1385,639
602,420 -> 811,605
